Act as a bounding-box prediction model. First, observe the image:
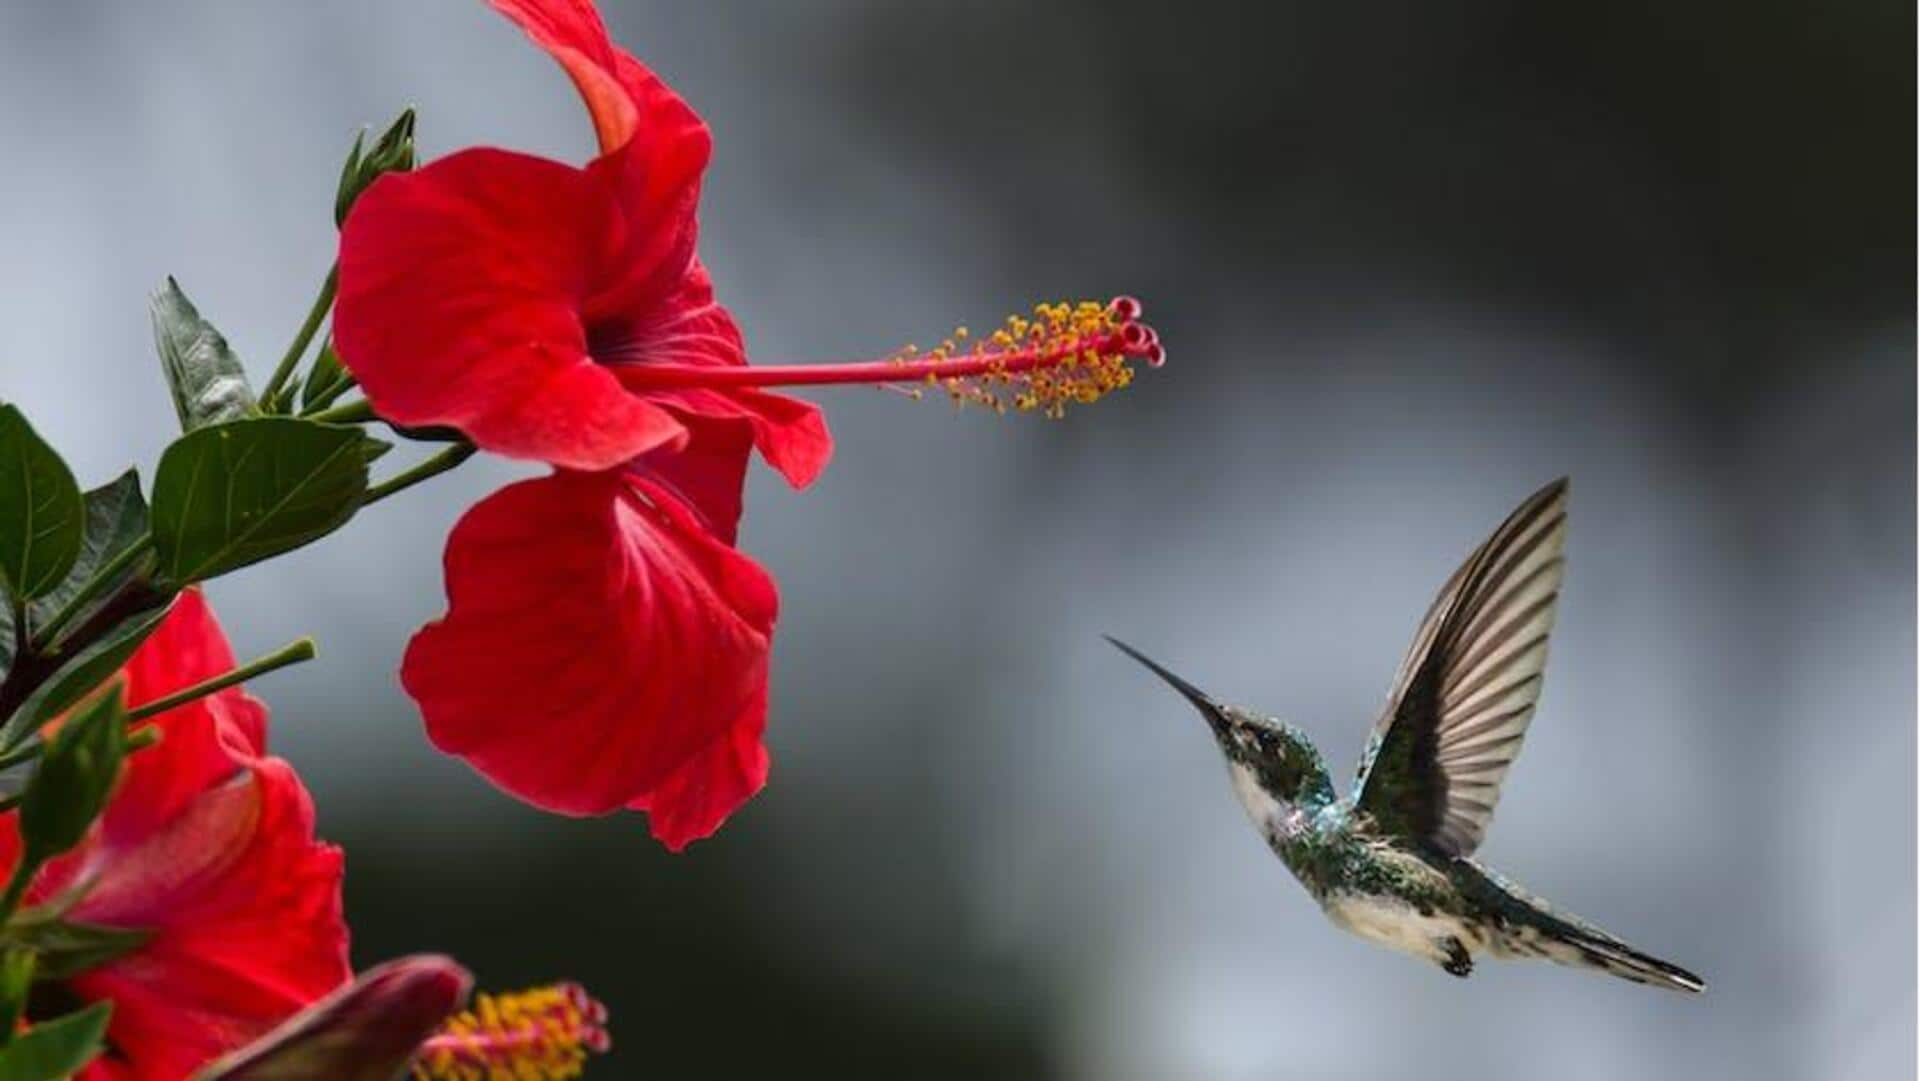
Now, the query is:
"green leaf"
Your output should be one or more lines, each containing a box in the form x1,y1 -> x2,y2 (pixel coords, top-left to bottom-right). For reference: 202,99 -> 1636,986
3,919 -> 148,982
152,279 -> 258,432
27,472 -> 150,637
0,599 -> 173,748
0,407 -> 83,602
19,688 -> 127,866
151,418 -> 376,585
0,1001 -> 111,1081
0,950 -> 33,1047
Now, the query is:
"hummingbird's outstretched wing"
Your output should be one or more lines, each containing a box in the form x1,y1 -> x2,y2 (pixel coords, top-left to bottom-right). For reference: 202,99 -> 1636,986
1352,478 -> 1569,858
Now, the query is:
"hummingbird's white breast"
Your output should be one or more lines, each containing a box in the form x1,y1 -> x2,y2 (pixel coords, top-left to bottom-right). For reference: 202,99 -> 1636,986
1226,761 -> 1308,848
1321,892 -> 1485,965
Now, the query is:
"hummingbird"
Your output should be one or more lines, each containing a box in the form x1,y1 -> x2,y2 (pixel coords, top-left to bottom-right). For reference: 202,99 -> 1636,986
1107,478 -> 1703,992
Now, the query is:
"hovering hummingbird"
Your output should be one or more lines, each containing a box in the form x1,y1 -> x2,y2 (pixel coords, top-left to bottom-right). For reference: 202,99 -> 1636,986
1108,478 -> 1703,992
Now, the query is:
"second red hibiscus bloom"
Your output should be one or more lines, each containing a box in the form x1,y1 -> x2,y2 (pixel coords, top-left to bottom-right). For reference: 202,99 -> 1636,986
0,592 -> 349,1079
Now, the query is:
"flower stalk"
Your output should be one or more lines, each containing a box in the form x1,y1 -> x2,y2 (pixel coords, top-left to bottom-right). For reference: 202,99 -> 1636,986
262,264 -> 340,410
124,637 -> 317,723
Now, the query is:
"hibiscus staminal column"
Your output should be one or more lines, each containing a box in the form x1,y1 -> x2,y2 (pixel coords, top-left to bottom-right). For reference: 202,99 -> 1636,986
610,297 -> 1164,419
412,982 -> 610,1080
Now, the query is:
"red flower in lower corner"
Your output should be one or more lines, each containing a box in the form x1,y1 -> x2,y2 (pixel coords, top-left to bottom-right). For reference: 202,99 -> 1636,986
402,469 -> 774,851
0,591 -> 350,1080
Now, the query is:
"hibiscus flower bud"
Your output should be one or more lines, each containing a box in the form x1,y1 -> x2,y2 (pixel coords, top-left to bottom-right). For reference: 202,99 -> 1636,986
334,108 -> 418,228
193,954 -> 471,1081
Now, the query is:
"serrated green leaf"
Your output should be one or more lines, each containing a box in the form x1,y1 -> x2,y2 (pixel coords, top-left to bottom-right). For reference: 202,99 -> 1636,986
0,599 -> 172,748
152,279 -> 258,432
3,919 -> 149,982
0,406 -> 83,603
28,472 -> 150,638
151,419 -> 372,585
0,1001 -> 111,1080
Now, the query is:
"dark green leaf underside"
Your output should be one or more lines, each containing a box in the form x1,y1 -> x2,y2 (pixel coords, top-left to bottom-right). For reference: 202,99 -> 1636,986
151,279 -> 258,432
28,471 -> 151,635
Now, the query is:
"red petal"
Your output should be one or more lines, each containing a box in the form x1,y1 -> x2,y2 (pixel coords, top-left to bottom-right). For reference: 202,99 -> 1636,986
606,260 -> 834,491
119,589 -> 264,756
486,0 -> 636,153
336,148 -> 689,471
630,411 -> 751,545
70,758 -> 348,1080
403,471 -> 778,835
653,386 -> 833,492
487,0 -> 710,169
105,590 -> 267,840
626,683 -> 769,851
488,0 -> 712,303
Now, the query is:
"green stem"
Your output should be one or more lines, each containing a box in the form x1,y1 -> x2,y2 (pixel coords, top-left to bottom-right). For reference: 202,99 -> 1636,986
33,536 -> 155,652
299,377 -> 356,415
0,861 -> 34,925
307,399 -> 376,425
364,443 -> 476,506
298,342 -> 358,415
0,741 -> 41,772
262,264 -> 339,410
125,637 -> 316,722
0,728 -> 155,818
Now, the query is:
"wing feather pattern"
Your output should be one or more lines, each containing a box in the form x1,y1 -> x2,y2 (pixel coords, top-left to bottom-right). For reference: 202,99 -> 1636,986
1352,478 -> 1569,856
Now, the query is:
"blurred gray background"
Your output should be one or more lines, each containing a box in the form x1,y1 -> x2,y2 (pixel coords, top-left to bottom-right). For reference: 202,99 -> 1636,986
0,1 -> 1911,1077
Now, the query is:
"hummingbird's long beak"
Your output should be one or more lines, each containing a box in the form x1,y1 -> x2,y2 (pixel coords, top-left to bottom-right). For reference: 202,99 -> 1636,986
1103,636 -> 1230,734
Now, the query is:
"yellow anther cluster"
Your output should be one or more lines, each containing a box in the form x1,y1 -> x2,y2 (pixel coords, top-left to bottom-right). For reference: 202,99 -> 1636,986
413,983 -> 609,1081
892,299 -> 1146,419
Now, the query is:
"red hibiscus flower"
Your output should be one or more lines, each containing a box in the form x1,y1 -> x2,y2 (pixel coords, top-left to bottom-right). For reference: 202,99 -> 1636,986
0,590 -> 350,1080
401,469 -> 775,850
334,0 -> 1160,849
336,0 -> 831,486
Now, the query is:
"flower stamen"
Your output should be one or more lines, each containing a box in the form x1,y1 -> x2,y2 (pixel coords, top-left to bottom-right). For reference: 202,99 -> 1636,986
611,296 -> 1161,418
412,982 -> 609,1080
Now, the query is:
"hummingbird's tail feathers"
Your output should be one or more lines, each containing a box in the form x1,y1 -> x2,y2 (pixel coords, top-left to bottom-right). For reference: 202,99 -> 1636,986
1547,928 -> 1705,993
1462,862 -> 1704,993
1102,636 -> 1219,714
